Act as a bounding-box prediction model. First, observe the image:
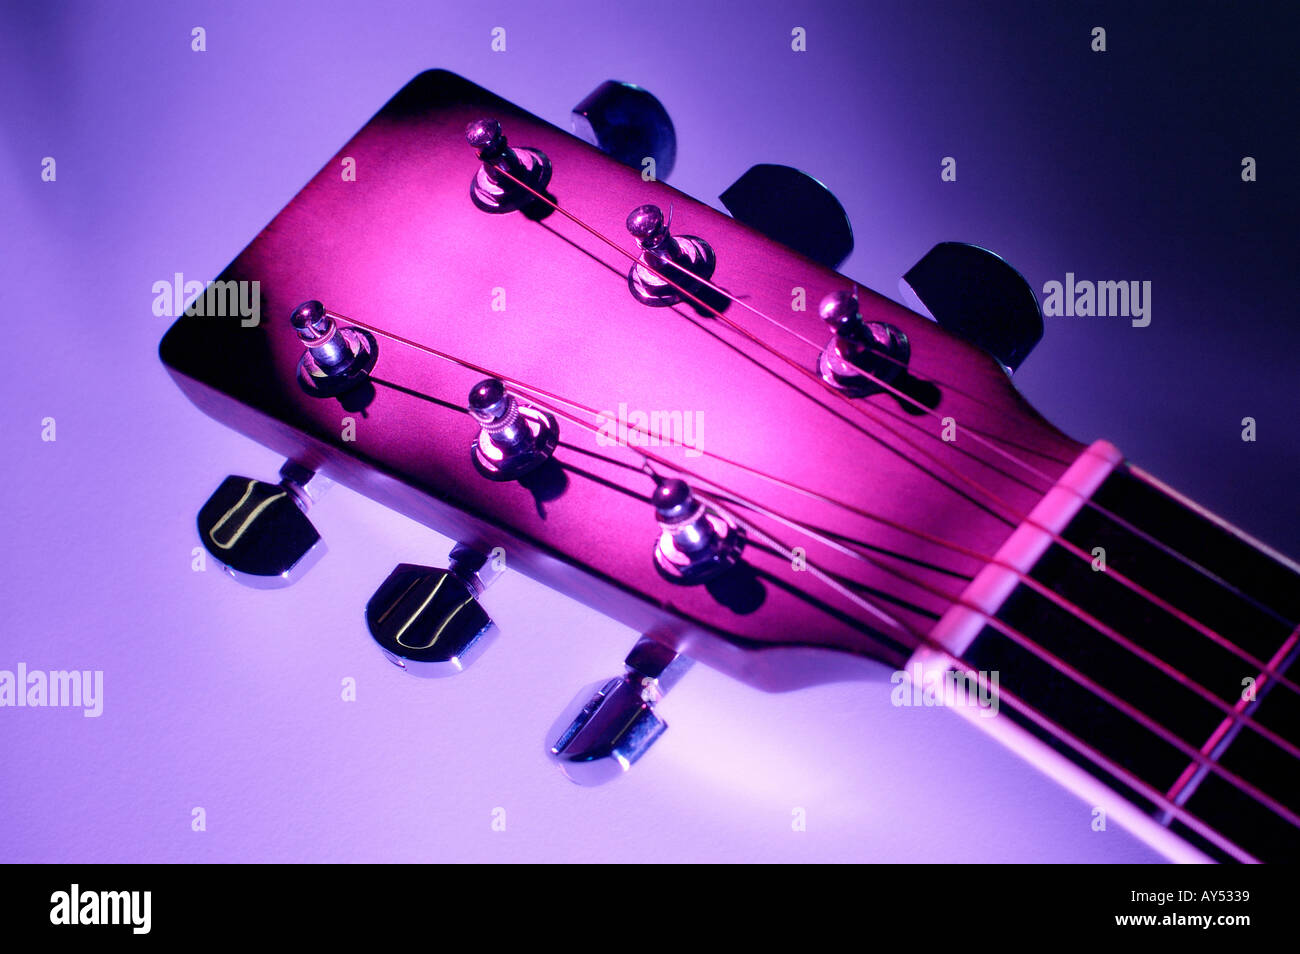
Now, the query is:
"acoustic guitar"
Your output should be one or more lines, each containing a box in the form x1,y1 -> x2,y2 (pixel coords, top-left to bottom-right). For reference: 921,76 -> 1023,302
159,69 -> 1299,864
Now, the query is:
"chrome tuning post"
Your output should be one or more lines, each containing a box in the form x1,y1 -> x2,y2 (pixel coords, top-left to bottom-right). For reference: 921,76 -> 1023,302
365,543 -> 505,677
465,118 -> 552,214
291,300 -> 378,398
468,378 -> 559,482
196,460 -> 331,588
817,289 -> 910,397
548,636 -> 691,785
625,203 -> 716,307
651,478 -> 744,584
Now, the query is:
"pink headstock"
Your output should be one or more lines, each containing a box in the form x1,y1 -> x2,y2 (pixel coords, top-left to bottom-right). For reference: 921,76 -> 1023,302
160,69 -> 1081,690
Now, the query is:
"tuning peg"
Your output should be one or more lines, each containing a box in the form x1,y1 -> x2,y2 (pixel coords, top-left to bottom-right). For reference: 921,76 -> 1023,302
625,204 -> 716,307
291,300 -> 378,397
196,461 -> 329,588
468,378 -> 559,481
817,289 -> 910,397
548,636 -> 691,785
365,543 -> 503,677
465,118 -> 552,214
571,80 -> 676,180
900,242 -> 1043,373
720,164 -> 854,269
651,478 -> 744,584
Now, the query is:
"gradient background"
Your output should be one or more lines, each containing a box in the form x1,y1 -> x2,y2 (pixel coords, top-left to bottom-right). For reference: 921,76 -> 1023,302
1,0 -> 1296,862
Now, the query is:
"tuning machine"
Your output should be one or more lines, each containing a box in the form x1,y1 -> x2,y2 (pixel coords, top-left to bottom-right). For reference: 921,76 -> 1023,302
548,636 -> 691,785
901,242 -> 1043,373
291,300 -> 377,398
465,118 -> 552,214
365,543 -> 504,677
720,164 -> 854,269
572,80 -> 676,180
818,289 -> 910,397
468,378 -> 559,481
196,460 -> 330,588
625,204 -> 716,307
651,478 -> 744,584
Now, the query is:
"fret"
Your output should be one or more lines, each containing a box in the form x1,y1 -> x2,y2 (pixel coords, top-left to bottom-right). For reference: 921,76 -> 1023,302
955,466 -> 1300,862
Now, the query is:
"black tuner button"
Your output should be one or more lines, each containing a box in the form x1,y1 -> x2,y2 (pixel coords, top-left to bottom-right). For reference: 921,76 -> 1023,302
465,117 -> 552,215
817,289 -> 910,398
720,164 -> 854,269
651,478 -> 744,584
901,242 -> 1043,374
572,81 -> 676,180
469,378 -> 559,481
366,544 -> 503,677
196,461 -> 328,588
292,300 -> 377,398
625,204 -> 716,307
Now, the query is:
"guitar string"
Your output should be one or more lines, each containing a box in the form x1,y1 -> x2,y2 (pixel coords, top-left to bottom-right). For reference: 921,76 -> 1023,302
714,515 -> 1256,858
488,164 -> 1300,690
360,374 -> 1263,859
663,258 -> 1300,637
678,278 -> 1073,467
704,482 -> 1300,765
361,381 -> 1261,857
339,312 -> 1300,823
654,471 -> 1300,815
723,502 -> 1300,838
343,312 -> 1300,704
499,165 -> 1299,640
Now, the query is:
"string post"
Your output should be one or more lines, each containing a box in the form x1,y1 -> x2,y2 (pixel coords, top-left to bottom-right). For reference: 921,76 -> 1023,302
291,300 -> 377,398
465,118 -> 552,214
469,377 -> 559,481
817,289 -> 910,397
651,478 -> 744,584
625,203 -> 716,307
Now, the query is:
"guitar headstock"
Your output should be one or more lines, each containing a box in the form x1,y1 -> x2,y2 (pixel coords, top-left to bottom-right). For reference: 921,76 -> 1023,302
160,68 -> 1081,704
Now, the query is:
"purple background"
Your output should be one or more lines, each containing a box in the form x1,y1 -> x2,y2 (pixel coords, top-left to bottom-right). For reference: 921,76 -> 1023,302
2,1 -> 1295,862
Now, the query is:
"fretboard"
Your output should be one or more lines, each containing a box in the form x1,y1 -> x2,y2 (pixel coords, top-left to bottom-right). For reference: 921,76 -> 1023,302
934,453 -> 1300,863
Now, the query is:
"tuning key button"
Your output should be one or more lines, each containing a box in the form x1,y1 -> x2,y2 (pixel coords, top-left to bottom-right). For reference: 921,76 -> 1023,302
572,80 -> 676,180
900,242 -> 1042,374
465,118 -> 552,214
720,164 -> 854,269
625,204 -> 716,307
817,289 -> 910,398
365,544 -> 502,677
469,378 -> 559,482
651,478 -> 744,584
291,300 -> 378,398
196,460 -> 330,588
548,636 -> 691,785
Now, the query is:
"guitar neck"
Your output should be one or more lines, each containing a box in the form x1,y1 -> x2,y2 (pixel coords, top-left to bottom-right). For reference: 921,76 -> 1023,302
922,442 -> 1300,862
